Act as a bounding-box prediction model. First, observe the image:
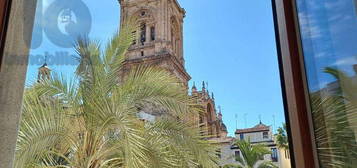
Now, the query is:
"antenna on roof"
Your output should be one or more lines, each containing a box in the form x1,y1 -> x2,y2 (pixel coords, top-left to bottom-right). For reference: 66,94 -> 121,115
42,55 -> 48,67
244,113 -> 248,128
273,115 -> 276,134
235,114 -> 238,130
259,114 -> 262,124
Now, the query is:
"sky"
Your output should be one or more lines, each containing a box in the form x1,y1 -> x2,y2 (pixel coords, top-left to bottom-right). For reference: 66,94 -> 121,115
296,0 -> 357,92
26,0 -> 286,136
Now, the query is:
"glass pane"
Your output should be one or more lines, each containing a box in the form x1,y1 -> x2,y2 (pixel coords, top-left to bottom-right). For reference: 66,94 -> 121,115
296,0 -> 357,167
13,0 -> 291,167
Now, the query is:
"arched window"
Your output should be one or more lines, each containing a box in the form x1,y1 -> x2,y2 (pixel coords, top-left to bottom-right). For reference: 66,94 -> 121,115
150,26 -> 155,41
131,31 -> 137,45
140,23 -> 146,45
199,113 -> 204,124
207,104 -> 213,135
170,17 -> 181,59
207,104 -> 212,122
134,9 -> 155,45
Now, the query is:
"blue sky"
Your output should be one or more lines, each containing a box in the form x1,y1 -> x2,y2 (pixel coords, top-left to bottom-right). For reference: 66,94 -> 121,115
296,0 -> 357,92
26,0 -> 285,136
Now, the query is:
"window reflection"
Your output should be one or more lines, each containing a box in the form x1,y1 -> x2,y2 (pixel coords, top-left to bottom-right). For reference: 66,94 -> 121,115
296,0 -> 357,167
26,0 -> 119,84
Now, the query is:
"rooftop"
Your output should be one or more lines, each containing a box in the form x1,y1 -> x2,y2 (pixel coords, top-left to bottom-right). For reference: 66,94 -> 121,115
235,122 -> 270,134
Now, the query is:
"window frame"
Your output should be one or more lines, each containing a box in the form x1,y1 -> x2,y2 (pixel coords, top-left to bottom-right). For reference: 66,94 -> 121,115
0,0 -> 37,167
271,148 -> 278,162
0,0 -> 12,70
234,150 -> 240,161
263,131 -> 269,139
272,0 -> 320,167
0,0 -> 324,167
150,26 -> 155,41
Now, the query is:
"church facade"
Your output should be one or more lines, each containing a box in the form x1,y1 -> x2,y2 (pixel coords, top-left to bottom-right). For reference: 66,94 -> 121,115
118,0 -> 227,138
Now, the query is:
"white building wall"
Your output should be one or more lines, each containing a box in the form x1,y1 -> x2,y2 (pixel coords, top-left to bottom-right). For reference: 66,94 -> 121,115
235,129 -> 272,143
219,143 -> 236,166
220,125 -> 290,168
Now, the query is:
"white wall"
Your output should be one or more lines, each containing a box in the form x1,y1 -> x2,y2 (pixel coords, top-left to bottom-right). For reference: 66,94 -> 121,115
219,140 -> 283,167
235,130 -> 273,143
219,143 -> 237,166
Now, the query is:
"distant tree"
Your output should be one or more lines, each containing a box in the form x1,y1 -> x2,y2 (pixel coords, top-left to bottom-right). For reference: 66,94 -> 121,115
275,123 -> 289,150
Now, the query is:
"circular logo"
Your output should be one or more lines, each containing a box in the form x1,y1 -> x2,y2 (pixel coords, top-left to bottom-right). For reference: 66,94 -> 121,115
43,0 -> 92,48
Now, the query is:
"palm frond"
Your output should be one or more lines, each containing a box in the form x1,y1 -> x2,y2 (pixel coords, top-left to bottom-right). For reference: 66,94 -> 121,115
16,16 -> 218,168
232,140 -> 272,168
257,161 -> 278,168
15,92 -> 67,168
309,67 -> 357,167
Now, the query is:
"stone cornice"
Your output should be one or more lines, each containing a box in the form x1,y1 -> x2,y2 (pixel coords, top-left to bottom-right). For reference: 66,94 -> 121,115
171,0 -> 186,16
119,0 -> 185,17
128,42 -> 155,51
124,53 -> 191,81
119,0 -> 157,7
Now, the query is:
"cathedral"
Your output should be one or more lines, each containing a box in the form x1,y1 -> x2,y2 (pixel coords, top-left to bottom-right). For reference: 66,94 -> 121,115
37,0 -> 228,138
118,0 -> 227,138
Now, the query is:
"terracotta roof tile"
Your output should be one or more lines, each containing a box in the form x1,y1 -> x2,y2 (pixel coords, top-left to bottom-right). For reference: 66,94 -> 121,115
235,123 -> 269,134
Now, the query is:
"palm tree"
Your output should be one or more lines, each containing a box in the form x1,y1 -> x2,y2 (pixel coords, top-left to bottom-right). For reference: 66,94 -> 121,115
307,67 -> 357,168
224,140 -> 277,168
15,19 -> 218,168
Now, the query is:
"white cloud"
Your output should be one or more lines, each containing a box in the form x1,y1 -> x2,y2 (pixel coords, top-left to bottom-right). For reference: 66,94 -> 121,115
324,1 -> 340,10
298,12 -> 323,39
307,1 -> 323,10
42,0 -> 49,6
332,56 -> 357,66
328,14 -> 343,22
42,0 -> 52,11
328,13 -> 353,23
324,0 -> 349,11
315,52 -> 328,58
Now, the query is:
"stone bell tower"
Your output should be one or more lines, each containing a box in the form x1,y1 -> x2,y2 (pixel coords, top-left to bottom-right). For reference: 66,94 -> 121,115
118,0 -> 191,86
37,62 -> 51,83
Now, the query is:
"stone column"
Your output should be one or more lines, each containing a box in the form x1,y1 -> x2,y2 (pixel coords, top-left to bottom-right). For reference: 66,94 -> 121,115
0,0 -> 37,167
180,18 -> 184,64
146,24 -> 150,43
